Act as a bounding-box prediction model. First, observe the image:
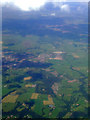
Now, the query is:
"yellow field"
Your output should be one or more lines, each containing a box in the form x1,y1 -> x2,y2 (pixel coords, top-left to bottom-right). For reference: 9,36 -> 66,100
25,84 -> 36,88
72,53 -> 79,58
2,91 -> 19,103
43,95 -> 54,105
24,76 -> 32,81
25,84 -> 32,87
31,93 -> 39,99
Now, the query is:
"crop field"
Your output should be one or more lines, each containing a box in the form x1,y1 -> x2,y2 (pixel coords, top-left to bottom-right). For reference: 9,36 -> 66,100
2,91 -> 19,103
25,84 -> 36,88
24,76 -> 32,81
43,95 -> 54,105
31,93 -> 39,99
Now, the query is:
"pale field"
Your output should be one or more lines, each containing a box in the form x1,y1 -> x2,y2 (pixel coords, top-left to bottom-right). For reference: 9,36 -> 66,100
49,57 -> 62,60
0,41 -> 2,44
25,84 -> 36,88
31,93 -> 39,99
24,76 -> 32,81
2,91 -> 19,103
72,53 -> 80,58
53,51 -> 65,54
43,95 -> 54,105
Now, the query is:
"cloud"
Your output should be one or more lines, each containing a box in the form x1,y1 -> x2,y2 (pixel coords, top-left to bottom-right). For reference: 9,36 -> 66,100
1,0 -> 47,11
60,4 -> 70,12
48,0 -> 89,2
1,0 -> 89,11
1,0 -> 89,13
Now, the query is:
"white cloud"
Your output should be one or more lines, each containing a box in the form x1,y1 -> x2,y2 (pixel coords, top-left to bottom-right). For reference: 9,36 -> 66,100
60,4 -> 70,12
1,0 -> 89,11
48,0 -> 89,2
1,0 -> 47,11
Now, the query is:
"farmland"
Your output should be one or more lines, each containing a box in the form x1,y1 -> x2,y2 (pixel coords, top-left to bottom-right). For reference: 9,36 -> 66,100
2,33 -> 88,118
2,2 -> 88,118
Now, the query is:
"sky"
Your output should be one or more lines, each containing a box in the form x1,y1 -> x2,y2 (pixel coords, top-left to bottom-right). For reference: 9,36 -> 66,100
1,0 -> 89,11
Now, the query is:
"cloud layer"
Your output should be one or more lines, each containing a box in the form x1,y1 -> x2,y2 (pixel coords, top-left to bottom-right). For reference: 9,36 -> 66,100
1,0 -> 89,11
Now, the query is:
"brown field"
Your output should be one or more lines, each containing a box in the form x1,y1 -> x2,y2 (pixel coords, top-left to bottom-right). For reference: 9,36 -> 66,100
31,93 -> 39,99
2,91 -> 19,103
43,95 -> 54,105
24,76 -> 32,81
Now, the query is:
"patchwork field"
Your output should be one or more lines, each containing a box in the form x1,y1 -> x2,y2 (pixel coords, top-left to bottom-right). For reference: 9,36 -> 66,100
43,95 -> 54,105
2,13 -> 88,118
31,93 -> 39,99
25,84 -> 36,88
2,91 -> 19,103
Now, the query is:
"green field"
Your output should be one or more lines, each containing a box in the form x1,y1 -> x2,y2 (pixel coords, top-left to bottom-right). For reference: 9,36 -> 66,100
2,32 -> 88,119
